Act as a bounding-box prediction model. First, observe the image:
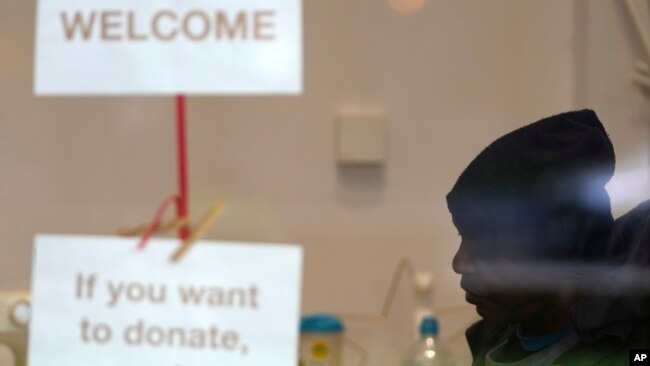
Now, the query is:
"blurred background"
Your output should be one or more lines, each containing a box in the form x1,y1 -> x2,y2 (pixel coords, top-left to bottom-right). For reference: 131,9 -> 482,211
1,0 -> 649,364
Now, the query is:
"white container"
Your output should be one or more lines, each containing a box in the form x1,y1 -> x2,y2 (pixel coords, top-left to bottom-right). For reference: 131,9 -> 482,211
299,314 -> 345,366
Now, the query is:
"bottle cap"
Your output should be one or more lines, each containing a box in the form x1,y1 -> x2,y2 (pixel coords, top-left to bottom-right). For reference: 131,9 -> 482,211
420,316 -> 439,336
300,314 -> 345,333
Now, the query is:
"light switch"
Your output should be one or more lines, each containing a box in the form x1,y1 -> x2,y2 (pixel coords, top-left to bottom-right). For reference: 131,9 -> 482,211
337,111 -> 386,165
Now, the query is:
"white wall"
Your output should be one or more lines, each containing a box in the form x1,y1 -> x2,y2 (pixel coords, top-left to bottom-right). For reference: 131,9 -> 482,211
1,0 -> 647,364
578,0 -> 650,216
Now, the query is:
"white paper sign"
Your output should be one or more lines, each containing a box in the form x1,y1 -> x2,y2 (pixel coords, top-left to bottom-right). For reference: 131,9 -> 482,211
34,0 -> 302,95
29,234 -> 303,366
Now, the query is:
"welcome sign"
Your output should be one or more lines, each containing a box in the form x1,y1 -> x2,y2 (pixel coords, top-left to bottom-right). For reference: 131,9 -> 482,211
29,235 -> 303,366
34,0 -> 302,95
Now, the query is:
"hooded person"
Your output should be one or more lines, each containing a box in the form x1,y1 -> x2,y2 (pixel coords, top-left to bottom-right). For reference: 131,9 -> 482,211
447,110 -> 650,365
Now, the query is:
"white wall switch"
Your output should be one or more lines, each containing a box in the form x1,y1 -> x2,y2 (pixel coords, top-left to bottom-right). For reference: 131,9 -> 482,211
337,111 -> 386,165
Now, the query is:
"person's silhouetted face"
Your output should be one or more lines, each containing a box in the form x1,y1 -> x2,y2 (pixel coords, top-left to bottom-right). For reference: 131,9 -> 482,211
447,110 -> 616,334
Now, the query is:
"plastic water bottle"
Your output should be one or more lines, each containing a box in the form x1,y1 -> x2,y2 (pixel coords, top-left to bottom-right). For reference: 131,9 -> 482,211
403,316 -> 454,366
412,272 -> 435,340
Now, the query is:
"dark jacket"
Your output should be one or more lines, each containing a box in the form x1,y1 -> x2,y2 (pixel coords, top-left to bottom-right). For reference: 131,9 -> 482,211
466,201 -> 650,365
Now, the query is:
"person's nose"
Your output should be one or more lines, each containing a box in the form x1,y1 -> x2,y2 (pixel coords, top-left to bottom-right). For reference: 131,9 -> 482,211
452,243 -> 476,275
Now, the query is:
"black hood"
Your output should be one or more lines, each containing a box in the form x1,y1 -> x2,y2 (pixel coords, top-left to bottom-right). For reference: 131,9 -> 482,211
447,110 -> 616,261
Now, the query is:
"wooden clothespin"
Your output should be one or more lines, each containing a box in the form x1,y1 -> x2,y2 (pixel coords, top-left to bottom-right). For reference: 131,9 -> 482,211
118,197 -> 227,262
170,201 -> 227,262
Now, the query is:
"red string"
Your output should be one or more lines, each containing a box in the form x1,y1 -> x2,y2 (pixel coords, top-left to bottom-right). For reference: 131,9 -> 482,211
137,194 -> 179,250
176,95 -> 190,240
138,96 -> 190,250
